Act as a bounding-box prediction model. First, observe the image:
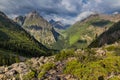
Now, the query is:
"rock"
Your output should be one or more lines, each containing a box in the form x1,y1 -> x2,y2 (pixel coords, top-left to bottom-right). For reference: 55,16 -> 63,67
96,48 -> 106,56
65,75 -> 71,79
55,76 -> 61,80
0,74 -> 4,79
7,66 -> 13,70
0,67 -> 5,74
43,57 -> 49,63
5,67 -> 8,72
49,70 -> 57,74
6,70 -> 18,76
18,62 -> 27,69
39,56 -> 45,62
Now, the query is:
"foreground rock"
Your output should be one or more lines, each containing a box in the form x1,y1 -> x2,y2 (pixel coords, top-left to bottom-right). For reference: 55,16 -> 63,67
0,56 -> 77,80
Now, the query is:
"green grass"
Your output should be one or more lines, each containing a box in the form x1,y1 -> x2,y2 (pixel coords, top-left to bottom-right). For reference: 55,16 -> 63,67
64,55 -> 120,80
23,71 -> 35,80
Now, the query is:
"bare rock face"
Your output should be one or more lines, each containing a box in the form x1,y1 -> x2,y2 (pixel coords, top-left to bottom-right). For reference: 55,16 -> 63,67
14,11 -> 59,48
22,11 -> 59,47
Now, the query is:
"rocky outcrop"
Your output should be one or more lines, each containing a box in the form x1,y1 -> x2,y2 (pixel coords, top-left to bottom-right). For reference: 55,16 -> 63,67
0,56 -> 77,80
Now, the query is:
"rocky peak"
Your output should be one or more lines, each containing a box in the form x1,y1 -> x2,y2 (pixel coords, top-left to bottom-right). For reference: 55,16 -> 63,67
27,11 -> 43,19
24,11 -> 52,29
14,16 -> 25,26
49,19 -> 55,24
0,11 -> 7,17
22,11 -> 59,47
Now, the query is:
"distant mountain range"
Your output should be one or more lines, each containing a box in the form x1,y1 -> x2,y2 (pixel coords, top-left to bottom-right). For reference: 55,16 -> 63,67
49,19 -> 70,29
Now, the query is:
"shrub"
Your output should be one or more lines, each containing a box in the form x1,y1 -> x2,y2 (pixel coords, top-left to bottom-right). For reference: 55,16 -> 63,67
23,71 -> 35,80
38,63 -> 55,79
105,45 -> 116,51
64,56 -> 120,80
108,76 -> 120,80
55,49 -> 75,61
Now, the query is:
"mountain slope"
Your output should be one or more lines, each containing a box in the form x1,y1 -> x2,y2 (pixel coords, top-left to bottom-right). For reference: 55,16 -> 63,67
20,11 -> 59,47
0,11 -> 49,59
89,21 -> 120,48
58,14 -> 114,49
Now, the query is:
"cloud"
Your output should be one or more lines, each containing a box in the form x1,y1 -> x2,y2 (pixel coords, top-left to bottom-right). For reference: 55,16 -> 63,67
0,0 -> 120,24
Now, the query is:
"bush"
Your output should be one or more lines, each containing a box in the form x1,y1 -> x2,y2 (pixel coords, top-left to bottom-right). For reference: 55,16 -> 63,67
105,45 -> 117,51
23,71 -> 35,80
64,56 -> 120,80
108,76 -> 120,80
38,63 -> 55,79
55,49 -> 75,61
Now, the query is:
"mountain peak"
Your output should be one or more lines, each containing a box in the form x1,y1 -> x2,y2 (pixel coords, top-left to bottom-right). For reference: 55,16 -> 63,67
14,16 -> 25,26
27,10 -> 42,18
0,11 -> 7,17
22,11 -> 59,47
49,19 -> 55,24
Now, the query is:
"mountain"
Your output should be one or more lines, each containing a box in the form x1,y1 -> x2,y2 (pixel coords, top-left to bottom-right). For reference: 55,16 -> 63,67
0,11 -> 49,65
89,21 -> 120,48
49,19 -> 70,29
56,14 -> 116,49
14,16 -> 25,26
15,11 -> 59,48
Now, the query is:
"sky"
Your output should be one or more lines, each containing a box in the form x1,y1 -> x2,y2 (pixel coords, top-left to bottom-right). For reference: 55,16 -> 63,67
0,0 -> 120,24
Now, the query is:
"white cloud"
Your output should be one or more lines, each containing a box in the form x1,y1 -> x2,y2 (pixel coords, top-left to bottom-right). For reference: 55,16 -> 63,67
75,11 -> 95,22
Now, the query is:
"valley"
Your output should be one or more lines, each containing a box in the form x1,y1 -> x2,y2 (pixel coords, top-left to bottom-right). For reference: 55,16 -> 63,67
0,7 -> 120,80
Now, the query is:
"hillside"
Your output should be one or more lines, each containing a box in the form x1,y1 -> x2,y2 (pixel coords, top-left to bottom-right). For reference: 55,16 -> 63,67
89,21 -> 120,48
0,11 -> 49,65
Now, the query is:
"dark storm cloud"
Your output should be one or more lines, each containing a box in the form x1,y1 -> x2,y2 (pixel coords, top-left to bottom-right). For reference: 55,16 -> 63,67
0,0 -> 120,24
